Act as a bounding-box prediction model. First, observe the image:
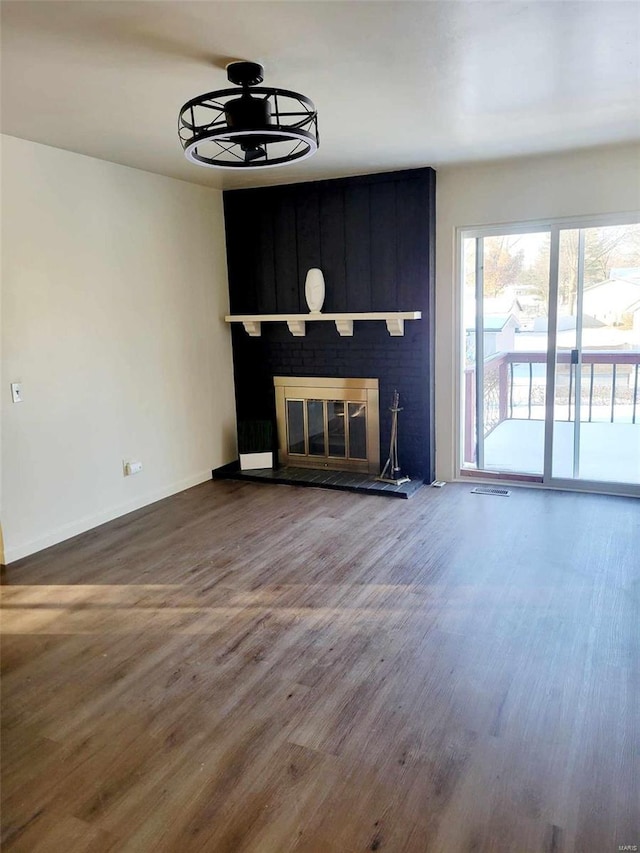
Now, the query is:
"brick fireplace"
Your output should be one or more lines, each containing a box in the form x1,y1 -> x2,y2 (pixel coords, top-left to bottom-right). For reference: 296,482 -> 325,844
223,167 -> 435,482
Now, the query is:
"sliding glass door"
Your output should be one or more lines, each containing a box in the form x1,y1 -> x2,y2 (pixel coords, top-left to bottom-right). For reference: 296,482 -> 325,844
461,216 -> 640,493
462,227 -> 551,478
548,223 -> 640,488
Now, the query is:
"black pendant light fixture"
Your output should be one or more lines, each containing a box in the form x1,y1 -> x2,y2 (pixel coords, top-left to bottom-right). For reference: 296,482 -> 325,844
178,61 -> 319,169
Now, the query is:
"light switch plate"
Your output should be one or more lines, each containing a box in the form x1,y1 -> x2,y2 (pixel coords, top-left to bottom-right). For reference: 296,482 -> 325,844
11,383 -> 23,403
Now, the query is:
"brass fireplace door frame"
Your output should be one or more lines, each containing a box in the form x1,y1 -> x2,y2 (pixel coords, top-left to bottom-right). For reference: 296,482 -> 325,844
274,377 -> 380,475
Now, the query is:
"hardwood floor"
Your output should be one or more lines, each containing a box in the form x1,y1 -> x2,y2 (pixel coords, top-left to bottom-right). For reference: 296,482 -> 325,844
1,481 -> 638,852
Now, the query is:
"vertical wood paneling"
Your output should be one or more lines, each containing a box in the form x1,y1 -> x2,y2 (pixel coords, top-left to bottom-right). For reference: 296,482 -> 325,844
319,187 -> 346,312
396,175 -> 429,313
273,193 -> 299,313
224,191 -> 257,314
255,194 -> 277,314
344,184 -> 372,312
369,181 -> 398,310
296,190 -> 321,309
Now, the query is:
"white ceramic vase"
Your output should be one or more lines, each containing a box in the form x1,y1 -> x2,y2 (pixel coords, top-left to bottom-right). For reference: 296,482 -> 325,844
304,268 -> 325,313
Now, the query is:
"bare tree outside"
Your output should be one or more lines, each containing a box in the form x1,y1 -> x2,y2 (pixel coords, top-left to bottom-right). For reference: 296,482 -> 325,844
468,223 -> 640,315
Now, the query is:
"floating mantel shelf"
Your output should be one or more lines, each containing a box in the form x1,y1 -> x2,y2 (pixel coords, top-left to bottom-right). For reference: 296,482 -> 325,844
225,311 -> 422,338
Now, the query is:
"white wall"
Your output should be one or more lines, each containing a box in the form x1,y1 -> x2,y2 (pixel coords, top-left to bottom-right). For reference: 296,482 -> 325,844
435,143 -> 640,481
1,136 -> 237,562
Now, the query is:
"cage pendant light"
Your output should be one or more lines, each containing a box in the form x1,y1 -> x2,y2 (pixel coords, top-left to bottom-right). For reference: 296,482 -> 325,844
178,61 -> 319,169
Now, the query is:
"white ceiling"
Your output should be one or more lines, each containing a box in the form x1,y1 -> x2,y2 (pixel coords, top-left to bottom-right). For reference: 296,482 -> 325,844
2,1 -> 639,190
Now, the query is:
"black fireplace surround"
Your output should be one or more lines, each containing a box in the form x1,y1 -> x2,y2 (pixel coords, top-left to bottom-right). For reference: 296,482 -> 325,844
223,167 -> 436,481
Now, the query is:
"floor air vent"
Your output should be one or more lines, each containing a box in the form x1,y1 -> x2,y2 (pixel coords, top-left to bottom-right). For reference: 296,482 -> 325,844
471,486 -> 511,497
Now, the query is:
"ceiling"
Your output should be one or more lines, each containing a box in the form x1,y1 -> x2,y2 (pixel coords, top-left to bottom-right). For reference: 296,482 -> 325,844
2,1 -> 639,190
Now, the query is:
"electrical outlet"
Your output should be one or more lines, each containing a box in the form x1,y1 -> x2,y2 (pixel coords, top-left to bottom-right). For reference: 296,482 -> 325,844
123,460 -> 143,476
11,383 -> 23,403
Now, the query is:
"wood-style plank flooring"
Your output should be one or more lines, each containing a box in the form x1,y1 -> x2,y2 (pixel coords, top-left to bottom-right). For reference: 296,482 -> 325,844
1,480 -> 638,852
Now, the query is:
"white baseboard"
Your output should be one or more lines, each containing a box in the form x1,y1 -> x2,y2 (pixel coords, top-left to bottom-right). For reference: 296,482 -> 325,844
4,471 -> 213,564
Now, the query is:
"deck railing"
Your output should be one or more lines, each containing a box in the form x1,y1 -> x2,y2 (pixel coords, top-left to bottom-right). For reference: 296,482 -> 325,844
464,350 -> 640,463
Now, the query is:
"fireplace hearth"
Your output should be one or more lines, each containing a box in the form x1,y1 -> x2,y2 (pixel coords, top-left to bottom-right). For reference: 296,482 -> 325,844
212,463 -> 423,498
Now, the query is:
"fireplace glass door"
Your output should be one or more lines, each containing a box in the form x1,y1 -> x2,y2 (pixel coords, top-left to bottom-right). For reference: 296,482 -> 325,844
286,399 -> 367,461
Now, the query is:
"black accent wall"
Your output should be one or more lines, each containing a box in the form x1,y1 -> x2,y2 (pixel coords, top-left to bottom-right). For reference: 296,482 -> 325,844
223,167 -> 436,480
